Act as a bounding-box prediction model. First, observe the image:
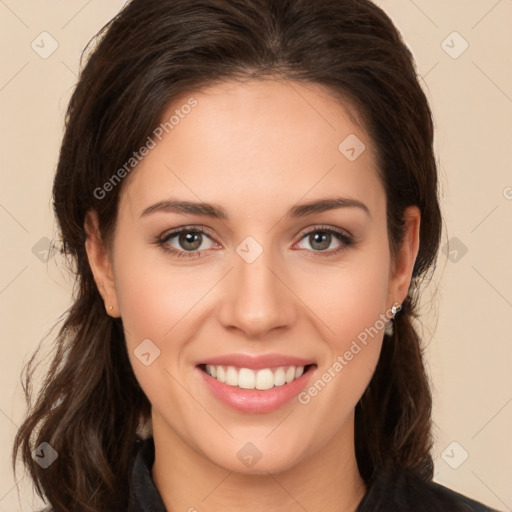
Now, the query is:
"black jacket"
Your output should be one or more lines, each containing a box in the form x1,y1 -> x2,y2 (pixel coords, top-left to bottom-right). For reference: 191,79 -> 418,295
128,437 -> 502,512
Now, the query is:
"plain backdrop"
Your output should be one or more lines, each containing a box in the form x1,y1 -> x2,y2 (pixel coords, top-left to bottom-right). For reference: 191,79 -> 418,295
0,1 -> 511,510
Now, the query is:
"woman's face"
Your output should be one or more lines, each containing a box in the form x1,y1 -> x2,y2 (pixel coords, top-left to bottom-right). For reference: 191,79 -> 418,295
87,79 -> 419,474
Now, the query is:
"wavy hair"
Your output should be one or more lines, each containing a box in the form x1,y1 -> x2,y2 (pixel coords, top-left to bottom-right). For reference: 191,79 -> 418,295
13,0 -> 443,510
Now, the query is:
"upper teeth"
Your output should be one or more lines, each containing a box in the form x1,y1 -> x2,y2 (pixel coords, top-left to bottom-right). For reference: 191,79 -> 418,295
205,365 -> 305,390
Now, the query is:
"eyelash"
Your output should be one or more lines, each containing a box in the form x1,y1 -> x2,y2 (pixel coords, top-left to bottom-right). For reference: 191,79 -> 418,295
155,224 -> 355,259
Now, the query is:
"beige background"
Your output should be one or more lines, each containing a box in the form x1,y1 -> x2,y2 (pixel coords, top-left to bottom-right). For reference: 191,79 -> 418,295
1,1 -> 511,510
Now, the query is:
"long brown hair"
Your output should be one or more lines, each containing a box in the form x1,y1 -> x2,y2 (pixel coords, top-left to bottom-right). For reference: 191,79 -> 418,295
13,0 -> 442,510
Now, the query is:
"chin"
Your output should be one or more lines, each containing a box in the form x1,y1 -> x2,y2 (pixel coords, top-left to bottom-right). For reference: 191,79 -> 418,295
199,434 -> 311,476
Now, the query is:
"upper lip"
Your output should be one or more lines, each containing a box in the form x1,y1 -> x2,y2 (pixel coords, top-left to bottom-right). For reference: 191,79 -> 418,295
196,353 -> 316,370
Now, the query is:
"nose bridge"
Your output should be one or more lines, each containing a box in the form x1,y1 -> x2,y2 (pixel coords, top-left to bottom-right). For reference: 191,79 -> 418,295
217,240 -> 295,337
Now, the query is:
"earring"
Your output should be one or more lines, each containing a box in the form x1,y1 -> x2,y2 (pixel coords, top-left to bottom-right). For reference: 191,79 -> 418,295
385,302 -> 402,336
109,305 -> 113,311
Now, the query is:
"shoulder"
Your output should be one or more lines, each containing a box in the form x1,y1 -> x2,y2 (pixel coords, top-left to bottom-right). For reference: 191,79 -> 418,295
428,480 -> 501,512
357,469 -> 503,512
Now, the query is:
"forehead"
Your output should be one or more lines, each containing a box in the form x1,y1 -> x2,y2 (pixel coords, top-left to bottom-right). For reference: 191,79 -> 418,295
120,79 -> 384,219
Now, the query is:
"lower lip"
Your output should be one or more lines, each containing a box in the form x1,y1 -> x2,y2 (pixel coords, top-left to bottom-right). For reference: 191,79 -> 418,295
198,366 -> 316,414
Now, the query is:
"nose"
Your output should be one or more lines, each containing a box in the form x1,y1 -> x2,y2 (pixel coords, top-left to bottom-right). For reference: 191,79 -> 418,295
217,247 -> 297,339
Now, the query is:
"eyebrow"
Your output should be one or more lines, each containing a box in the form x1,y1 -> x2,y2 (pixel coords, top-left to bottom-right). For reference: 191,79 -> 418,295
140,196 -> 371,220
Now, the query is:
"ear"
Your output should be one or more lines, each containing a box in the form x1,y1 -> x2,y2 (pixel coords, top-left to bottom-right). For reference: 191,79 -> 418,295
84,210 -> 120,317
387,206 -> 421,307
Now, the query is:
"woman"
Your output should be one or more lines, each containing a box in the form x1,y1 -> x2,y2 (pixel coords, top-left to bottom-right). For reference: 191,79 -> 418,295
12,0 -> 502,510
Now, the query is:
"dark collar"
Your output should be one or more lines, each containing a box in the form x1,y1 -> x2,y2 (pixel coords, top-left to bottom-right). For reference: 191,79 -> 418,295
127,437 -> 166,512
127,437 -> 500,512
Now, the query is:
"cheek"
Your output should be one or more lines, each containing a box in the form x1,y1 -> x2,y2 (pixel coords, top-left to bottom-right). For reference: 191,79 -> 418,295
113,252 -> 200,420
113,241 -> 207,346
294,241 -> 390,410
111,242 -> 218,401
297,242 -> 390,350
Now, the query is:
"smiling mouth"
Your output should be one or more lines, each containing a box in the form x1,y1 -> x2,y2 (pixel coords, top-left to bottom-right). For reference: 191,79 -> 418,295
198,363 -> 316,391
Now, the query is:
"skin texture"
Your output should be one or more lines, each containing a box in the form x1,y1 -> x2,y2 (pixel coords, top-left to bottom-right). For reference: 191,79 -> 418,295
85,79 -> 420,511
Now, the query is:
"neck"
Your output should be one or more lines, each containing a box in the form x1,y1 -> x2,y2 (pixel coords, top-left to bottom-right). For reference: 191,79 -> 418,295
152,411 -> 367,512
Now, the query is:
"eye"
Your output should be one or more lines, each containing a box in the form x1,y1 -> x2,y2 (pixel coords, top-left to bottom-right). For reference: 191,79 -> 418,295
294,225 -> 354,257
155,224 -> 355,260
156,226 -> 218,258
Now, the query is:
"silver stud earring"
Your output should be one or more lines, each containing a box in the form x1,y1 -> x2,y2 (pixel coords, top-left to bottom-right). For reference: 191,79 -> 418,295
385,302 -> 402,336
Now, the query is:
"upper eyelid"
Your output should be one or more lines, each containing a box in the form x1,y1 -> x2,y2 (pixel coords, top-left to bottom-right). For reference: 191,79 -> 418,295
297,224 -> 352,239
159,225 -> 215,242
